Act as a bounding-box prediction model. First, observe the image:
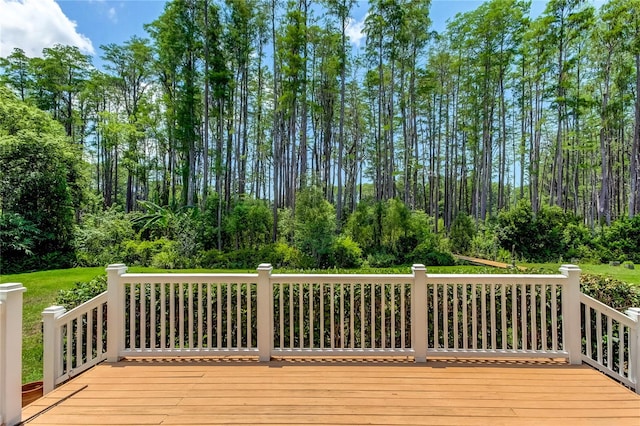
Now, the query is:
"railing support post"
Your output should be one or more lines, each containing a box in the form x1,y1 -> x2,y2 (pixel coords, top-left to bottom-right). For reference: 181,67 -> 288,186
42,306 -> 66,395
106,264 -> 127,363
560,264 -> 581,365
257,263 -> 273,362
624,307 -> 640,394
0,283 -> 27,426
412,264 -> 427,363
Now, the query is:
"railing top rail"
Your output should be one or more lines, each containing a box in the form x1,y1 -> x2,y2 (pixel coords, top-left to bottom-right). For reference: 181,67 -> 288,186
270,273 -> 413,284
426,273 -> 568,284
54,291 -> 107,324
119,273 -> 259,283
580,293 -> 635,326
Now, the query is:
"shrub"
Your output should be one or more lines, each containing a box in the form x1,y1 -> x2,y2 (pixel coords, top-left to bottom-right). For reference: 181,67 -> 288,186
450,213 -> 475,254
580,273 -> 640,311
332,236 -> 363,268
56,275 -> 107,310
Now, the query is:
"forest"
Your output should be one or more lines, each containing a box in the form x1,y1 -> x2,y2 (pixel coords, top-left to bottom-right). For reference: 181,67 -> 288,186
1,0 -> 640,274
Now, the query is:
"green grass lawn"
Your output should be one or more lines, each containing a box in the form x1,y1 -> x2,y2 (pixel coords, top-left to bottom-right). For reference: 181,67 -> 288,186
1,267 -> 105,384
522,262 -> 640,285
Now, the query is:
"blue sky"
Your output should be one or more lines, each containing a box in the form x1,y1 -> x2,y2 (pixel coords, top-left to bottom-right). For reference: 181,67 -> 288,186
0,0 -> 602,63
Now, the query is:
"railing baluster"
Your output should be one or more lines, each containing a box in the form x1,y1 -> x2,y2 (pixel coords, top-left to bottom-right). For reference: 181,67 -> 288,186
289,283 -> 294,349
607,316 -> 613,370
551,283 -> 558,351
350,284 -> 355,349
619,324 -> 625,376
471,284 -> 477,350
227,283 -> 232,349
309,283 -> 314,348
520,284 -> 527,351
585,306 -> 592,358
141,283 -> 146,350
151,283 -> 156,350
462,284 -> 468,349
340,283 -> 345,349
490,284 -> 496,350
596,311 -> 603,364
381,284 -> 386,349
299,283 -> 304,349
207,283 -> 212,349
130,283 -> 136,349
247,283 -> 252,348
216,283 -> 221,348
87,310 -> 93,363
237,282 -> 242,349
160,284 -> 166,349
179,283 -> 185,349
197,283 -> 203,349
434,284 -> 440,349
501,284 -> 507,350
531,284 -> 537,351
361,283 -> 365,349
443,283 -> 448,350
541,284 -> 547,352
453,284 -> 459,350
391,284 -> 396,349
511,283 -> 517,350
319,283 -> 324,349
170,283 -> 175,349
279,283 -> 284,349
330,284 -> 335,349
481,284 -> 487,350
370,283 -> 375,349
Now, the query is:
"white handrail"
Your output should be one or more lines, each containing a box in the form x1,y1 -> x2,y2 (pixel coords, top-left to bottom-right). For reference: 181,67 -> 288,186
40,263 -> 637,394
42,292 -> 108,393
580,293 -> 639,392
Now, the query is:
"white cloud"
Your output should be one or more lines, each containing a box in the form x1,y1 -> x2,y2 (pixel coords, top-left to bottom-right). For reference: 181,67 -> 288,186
0,0 -> 94,58
345,15 -> 367,48
107,7 -> 117,23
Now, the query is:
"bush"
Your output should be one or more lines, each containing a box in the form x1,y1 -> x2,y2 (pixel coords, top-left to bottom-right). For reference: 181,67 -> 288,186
599,215 -> 640,263
122,238 -> 172,266
56,275 -> 107,310
450,213 -> 475,254
580,273 -> 640,311
332,236 -> 363,268
74,208 -> 135,266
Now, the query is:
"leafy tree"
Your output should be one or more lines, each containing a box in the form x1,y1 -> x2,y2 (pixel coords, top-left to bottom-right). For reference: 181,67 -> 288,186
0,86 -> 86,272
294,186 -> 336,267
450,213 -> 475,254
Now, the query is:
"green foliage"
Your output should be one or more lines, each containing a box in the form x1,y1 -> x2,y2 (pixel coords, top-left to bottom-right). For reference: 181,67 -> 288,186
0,212 -> 41,256
598,215 -> 640,263
55,275 -> 107,311
294,186 -> 337,267
0,86 -> 87,273
496,199 -> 590,262
74,208 -> 136,266
332,236 -> 363,268
225,198 -> 273,250
580,273 -> 640,311
450,213 -> 475,254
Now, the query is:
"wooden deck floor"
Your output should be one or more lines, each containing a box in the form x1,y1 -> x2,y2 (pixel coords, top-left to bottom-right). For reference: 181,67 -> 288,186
22,358 -> 640,425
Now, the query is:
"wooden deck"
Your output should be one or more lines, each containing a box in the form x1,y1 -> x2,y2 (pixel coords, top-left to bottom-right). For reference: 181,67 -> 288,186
22,358 -> 640,425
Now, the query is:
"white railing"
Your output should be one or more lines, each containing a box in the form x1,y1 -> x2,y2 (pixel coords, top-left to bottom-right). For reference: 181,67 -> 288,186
580,294 -> 640,390
0,283 -> 27,426
40,263 -> 639,395
42,292 -> 108,394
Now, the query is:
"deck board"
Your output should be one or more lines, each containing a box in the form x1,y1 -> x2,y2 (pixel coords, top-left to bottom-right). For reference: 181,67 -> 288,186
22,358 -> 640,425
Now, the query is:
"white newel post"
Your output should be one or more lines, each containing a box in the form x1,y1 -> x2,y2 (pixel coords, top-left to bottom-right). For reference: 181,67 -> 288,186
42,306 -> 66,394
106,264 -> 127,363
560,264 -> 582,365
624,307 -> 640,394
257,264 -> 273,362
0,283 -> 27,426
412,264 -> 427,363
